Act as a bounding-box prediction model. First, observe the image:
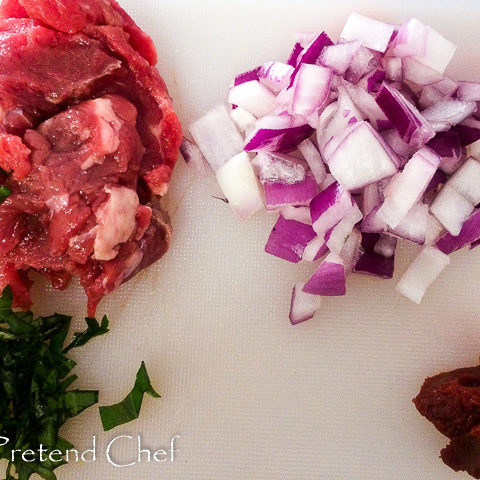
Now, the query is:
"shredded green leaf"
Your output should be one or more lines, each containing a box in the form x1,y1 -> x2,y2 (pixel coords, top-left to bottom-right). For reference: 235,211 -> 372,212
0,286 -> 109,480
99,361 -> 160,432
0,185 -> 10,205
63,315 -> 109,353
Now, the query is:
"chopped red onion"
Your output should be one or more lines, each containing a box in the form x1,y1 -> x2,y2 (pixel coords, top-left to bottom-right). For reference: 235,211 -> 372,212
426,131 -> 462,174
435,209 -> 480,254
290,64 -> 332,118
365,69 -> 387,94
259,62 -> 294,94
252,152 -> 307,185
421,99 -> 477,131
392,18 -> 427,57
318,40 -> 362,75
457,82 -> 480,102
402,57 -> 443,86
324,121 -> 398,191
388,202 -> 429,245
467,139 -> 480,160
230,106 -> 256,133
411,25 -> 457,74
339,227 -> 362,273
354,232 -> 395,279
381,128 -> 417,158
418,85 -> 446,109
384,57 -> 403,82
298,138 -> 327,185
303,235 -> 329,262
265,216 -> 317,263
310,181 -> 354,238
340,12 -> 394,53
280,205 -> 312,224
374,234 -> 397,258
286,42 -> 303,67
244,114 -> 314,153
376,83 -> 435,147
435,77 -> 458,97
425,213 -> 445,245
189,104 -> 244,172
215,152 -> 264,219
289,282 -> 323,325
377,147 -> 440,228
234,66 -> 261,86
452,117 -> 480,146
325,203 -> 363,254
264,174 -> 318,210
303,252 -> 346,296
362,183 -> 381,216
430,184 -> 475,236
395,246 -> 450,303
228,80 -> 278,118
447,158 -> 480,205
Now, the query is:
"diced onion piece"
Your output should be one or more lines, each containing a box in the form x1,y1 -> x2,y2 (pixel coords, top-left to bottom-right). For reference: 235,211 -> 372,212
421,99 -> 477,131
389,202 -> 429,245
286,42 -> 303,67
376,83 -> 435,147
448,158 -> 480,205
377,147 -> 440,228
302,236 -> 328,262
426,131 -> 463,174
402,57 -> 443,86
395,246 -> 450,304
228,80 -> 278,118
340,12 -> 394,53
234,67 -> 261,86
384,57 -> 403,82
252,152 -> 306,185
244,114 -> 314,153
215,152 -> 264,219
381,128 -> 417,158
318,40 -> 362,75
230,106 -> 256,133
345,45 -> 375,84
298,139 -> 327,185
290,64 -> 332,117
310,181 -> 354,238
265,216 -> 316,263
264,175 -> 318,210
303,252 -> 346,296
425,213 -> 445,245
340,227 -> 363,273
435,77 -> 458,96
354,233 -> 395,279
435,209 -> 480,254
258,62 -> 294,94
430,184 -> 475,236
392,18 -> 427,57
411,25 -> 457,74
189,105 -> 244,172
280,205 -> 312,224
325,203 -> 363,254
374,234 -> 397,258
457,82 -> 480,102
324,121 -> 398,191
418,85 -> 445,109
289,282 -> 322,325
467,139 -> 480,160
362,183 -> 381,216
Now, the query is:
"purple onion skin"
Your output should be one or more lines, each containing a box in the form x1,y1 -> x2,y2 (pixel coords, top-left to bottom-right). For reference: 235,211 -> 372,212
435,210 -> 480,254
354,233 -> 395,279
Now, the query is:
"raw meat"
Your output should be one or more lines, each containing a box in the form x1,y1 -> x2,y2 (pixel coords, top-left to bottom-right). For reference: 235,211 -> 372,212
0,0 -> 181,315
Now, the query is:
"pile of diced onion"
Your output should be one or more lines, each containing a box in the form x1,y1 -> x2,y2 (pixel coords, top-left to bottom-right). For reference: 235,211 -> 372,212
183,13 -> 480,324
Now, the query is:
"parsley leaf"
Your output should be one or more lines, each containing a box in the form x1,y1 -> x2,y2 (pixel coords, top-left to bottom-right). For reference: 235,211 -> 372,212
99,361 -> 160,431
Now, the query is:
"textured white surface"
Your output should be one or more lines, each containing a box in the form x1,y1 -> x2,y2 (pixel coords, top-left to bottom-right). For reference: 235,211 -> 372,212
27,1 -> 480,479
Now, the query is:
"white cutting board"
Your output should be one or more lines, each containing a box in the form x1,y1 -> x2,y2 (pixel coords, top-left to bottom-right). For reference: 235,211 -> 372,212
28,1 -> 480,479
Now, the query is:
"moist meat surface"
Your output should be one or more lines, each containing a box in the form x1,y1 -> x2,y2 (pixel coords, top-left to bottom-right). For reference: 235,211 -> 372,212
0,0 -> 181,315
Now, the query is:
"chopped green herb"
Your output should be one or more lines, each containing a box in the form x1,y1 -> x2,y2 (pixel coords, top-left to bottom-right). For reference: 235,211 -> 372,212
99,361 -> 160,432
63,315 -> 109,353
0,185 -> 10,204
0,286 -> 109,480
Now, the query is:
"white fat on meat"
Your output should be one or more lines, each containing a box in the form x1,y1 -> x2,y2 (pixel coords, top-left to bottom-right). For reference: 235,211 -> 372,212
93,186 -> 139,261
45,194 -> 69,214
81,98 -> 123,170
